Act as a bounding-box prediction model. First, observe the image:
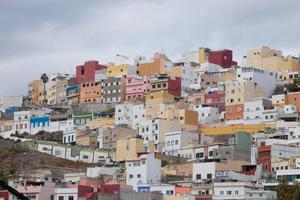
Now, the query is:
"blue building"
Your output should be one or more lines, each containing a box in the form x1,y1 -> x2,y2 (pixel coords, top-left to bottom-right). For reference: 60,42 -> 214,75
30,116 -> 50,128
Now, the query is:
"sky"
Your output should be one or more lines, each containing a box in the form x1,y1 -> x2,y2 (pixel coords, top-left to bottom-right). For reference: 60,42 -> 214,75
0,0 -> 299,96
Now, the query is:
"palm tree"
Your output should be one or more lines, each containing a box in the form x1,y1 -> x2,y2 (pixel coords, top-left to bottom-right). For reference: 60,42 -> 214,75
40,73 -> 49,104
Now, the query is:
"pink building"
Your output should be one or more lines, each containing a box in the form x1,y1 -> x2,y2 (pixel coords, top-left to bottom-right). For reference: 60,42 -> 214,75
125,75 -> 148,101
14,182 -> 55,200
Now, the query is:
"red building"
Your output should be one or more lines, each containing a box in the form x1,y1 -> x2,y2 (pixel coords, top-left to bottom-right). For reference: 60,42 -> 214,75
208,49 -> 237,68
76,61 -> 106,84
256,145 -> 272,172
242,165 -> 257,176
204,91 -> 225,110
0,191 -> 9,200
148,74 -> 181,97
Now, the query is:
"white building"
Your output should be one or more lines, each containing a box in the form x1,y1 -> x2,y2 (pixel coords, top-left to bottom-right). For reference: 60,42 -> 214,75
137,119 -> 197,152
245,190 -> 277,200
236,67 -> 277,97
193,162 -> 216,183
0,96 -> 23,112
13,110 -> 48,134
115,103 -> 146,130
63,129 -> 77,144
182,51 -> 199,63
243,98 -> 273,124
126,153 -> 161,191
164,130 -> 199,156
54,188 -> 78,200
213,181 -> 263,200
172,62 -> 197,96
192,105 -> 220,124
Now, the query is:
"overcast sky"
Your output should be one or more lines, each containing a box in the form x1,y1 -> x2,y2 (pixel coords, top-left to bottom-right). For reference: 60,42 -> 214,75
0,0 -> 299,96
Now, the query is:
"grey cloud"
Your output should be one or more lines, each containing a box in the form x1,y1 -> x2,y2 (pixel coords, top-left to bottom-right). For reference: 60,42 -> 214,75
0,0 -> 299,95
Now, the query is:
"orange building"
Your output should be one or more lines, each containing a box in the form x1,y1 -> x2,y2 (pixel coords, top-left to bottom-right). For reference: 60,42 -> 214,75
287,92 -> 300,112
79,82 -> 101,104
175,185 -> 192,196
138,53 -> 168,76
225,104 -> 244,121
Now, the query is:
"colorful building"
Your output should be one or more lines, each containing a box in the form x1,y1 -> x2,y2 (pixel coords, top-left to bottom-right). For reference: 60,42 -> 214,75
76,60 -> 106,84
138,53 -> 173,76
125,75 -> 148,101
244,46 -> 300,72
107,64 -> 136,77
79,82 -> 101,104
199,47 -> 237,68
145,91 -> 175,119
148,74 -> 181,97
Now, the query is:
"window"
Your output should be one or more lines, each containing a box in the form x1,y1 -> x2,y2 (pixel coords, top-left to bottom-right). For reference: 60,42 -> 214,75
175,140 -> 178,145
196,152 -> 204,158
220,191 -> 224,195
207,173 -> 212,179
235,190 -> 238,195
196,174 -> 201,180
129,174 -> 133,178
227,191 -> 232,195
137,174 -> 141,178
209,151 -> 213,156
58,196 -> 64,200
68,196 -> 74,200
166,190 -> 173,195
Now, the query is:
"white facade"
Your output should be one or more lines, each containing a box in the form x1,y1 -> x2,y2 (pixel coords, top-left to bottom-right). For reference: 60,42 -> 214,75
182,51 -> 199,63
0,96 -> 23,112
271,94 -> 285,106
193,162 -> 216,183
63,129 -> 77,144
150,184 -> 175,196
54,188 -> 78,200
115,103 -> 146,129
193,105 -> 220,124
126,153 -> 161,191
243,98 -> 273,125
213,181 -> 263,200
13,110 -> 47,134
164,130 -> 199,156
236,67 -> 277,97
284,104 -> 298,114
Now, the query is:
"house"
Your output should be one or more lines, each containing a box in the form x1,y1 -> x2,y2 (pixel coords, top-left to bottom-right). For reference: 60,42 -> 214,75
126,153 -> 161,190
225,80 -> 265,124
115,103 -> 146,129
213,181 -> 263,200
101,76 -> 125,104
115,137 -> 153,161
193,105 -> 220,124
97,127 -> 136,151
0,96 -> 23,112
125,75 -> 148,101
243,46 -> 299,72
137,118 -> 198,152
138,53 -> 173,76
164,130 -> 200,156
148,74 -> 181,97
199,47 -> 237,68
54,187 -> 78,200
79,82 -> 101,104
76,60 -> 106,84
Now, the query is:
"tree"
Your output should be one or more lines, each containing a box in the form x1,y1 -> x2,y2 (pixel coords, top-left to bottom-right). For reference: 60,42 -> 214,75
40,73 -> 49,104
277,180 -> 300,200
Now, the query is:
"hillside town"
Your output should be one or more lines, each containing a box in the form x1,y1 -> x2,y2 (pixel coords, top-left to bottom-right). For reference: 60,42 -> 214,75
1,46 -> 300,200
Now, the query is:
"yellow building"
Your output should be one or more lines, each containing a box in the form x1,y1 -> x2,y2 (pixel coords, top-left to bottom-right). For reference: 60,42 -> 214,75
115,137 -> 154,161
106,64 -> 136,77
28,80 -> 45,105
76,133 -> 97,147
160,104 -> 198,126
225,80 -> 265,121
245,46 -> 300,72
145,91 -> 175,119
86,116 -> 115,129
138,53 -> 168,76
199,47 -> 210,64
